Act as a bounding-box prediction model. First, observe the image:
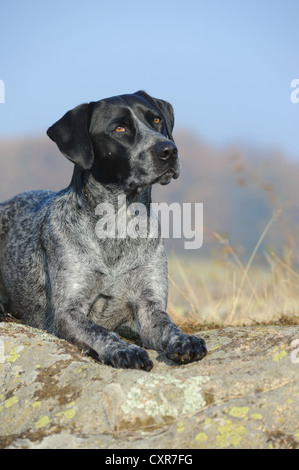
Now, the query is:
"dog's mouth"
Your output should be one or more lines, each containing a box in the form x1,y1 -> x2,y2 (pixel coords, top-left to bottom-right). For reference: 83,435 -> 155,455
123,162 -> 180,191
155,165 -> 180,186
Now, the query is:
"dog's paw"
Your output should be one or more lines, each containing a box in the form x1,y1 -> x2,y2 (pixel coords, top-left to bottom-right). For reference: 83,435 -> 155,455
163,334 -> 207,364
105,344 -> 153,371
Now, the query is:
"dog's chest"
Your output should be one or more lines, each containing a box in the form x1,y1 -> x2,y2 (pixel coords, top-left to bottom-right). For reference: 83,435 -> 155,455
88,262 -> 152,330
86,238 -> 166,329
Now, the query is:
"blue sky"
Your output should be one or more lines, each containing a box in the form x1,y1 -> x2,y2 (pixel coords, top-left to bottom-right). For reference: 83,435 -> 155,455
1,0 -> 299,159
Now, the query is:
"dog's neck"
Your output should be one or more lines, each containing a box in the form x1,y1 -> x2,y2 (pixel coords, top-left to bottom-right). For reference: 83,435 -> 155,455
70,166 -> 152,210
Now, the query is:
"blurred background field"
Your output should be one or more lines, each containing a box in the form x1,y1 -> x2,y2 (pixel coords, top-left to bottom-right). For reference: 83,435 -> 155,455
168,252 -> 299,329
1,1 -> 299,327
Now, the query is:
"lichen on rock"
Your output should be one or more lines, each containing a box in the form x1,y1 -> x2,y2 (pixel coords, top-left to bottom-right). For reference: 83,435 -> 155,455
0,322 -> 298,449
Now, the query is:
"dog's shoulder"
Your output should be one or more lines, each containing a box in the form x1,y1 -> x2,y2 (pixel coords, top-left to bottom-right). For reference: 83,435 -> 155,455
0,189 -> 56,229
0,189 -> 55,211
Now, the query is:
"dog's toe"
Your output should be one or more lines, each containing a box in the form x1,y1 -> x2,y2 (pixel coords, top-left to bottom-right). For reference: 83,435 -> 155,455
164,334 -> 207,364
105,345 -> 153,371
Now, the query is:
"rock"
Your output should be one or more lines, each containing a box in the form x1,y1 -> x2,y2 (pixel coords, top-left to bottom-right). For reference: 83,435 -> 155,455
0,322 -> 298,449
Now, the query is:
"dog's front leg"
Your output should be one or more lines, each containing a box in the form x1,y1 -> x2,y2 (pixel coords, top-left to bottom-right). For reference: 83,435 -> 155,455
137,308 -> 207,364
52,291 -> 153,371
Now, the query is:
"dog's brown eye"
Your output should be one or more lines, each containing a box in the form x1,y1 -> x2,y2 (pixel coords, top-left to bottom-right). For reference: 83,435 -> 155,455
154,117 -> 160,124
115,126 -> 126,133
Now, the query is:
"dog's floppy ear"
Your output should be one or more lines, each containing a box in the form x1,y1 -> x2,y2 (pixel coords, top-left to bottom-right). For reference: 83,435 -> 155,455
135,91 -> 175,142
47,103 -> 94,170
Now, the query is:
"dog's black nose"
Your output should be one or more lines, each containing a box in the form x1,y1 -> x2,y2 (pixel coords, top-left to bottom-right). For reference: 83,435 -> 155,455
156,142 -> 178,160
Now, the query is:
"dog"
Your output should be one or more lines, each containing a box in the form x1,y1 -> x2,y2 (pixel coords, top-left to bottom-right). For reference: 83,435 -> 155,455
0,91 -> 207,370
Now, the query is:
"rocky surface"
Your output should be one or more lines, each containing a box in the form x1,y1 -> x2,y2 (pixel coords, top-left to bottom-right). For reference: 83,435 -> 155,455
0,322 -> 298,449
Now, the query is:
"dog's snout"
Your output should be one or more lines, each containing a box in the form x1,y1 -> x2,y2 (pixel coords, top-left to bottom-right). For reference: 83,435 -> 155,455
156,142 -> 178,161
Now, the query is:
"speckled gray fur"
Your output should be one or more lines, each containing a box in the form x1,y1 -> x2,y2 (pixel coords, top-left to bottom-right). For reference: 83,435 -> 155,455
0,91 -> 207,370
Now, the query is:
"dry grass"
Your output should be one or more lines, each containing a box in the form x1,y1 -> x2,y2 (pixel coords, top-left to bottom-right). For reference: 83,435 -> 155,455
168,211 -> 299,330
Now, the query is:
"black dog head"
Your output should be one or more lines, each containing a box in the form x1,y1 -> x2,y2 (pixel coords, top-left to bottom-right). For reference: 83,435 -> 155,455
47,91 -> 180,189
